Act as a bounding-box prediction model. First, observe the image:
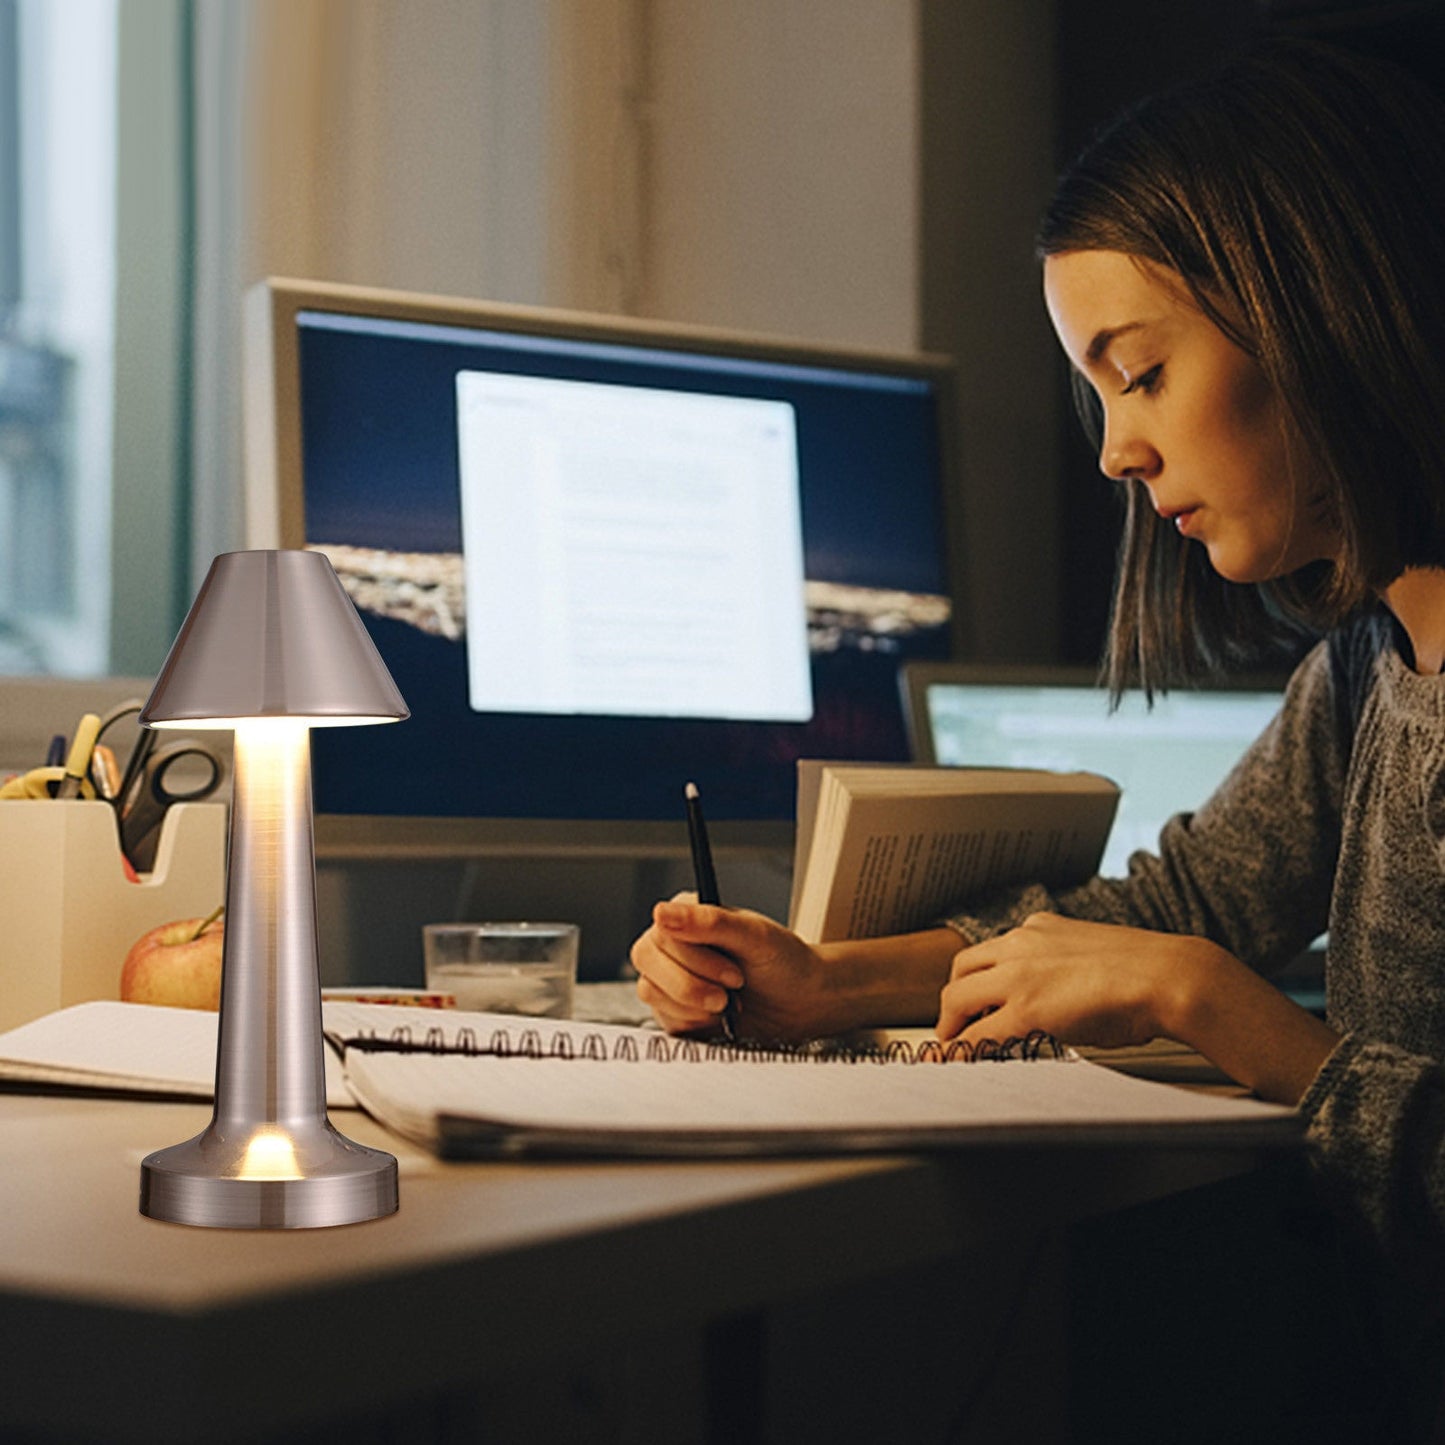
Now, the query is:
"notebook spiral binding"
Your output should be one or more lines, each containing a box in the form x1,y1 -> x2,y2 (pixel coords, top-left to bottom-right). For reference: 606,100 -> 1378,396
341,1024 -> 1065,1065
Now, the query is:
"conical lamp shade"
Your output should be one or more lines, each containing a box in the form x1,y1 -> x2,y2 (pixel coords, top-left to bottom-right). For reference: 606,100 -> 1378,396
140,549 -> 409,725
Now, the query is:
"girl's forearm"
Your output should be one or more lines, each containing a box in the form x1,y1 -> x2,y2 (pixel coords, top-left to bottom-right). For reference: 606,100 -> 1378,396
1159,939 -> 1340,1105
813,927 -> 961,1033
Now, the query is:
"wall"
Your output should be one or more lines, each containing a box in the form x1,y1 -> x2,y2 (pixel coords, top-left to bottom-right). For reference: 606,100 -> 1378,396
919,0 -> 1060,662
238,0 -> 551,304
638,0 -> 920,351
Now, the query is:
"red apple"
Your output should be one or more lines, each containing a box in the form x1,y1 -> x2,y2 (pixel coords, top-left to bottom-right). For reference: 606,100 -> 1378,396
120,907 -> 225,1010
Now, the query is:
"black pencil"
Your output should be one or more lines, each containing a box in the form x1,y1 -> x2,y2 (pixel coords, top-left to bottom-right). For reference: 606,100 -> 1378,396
684,782 -> 737,1040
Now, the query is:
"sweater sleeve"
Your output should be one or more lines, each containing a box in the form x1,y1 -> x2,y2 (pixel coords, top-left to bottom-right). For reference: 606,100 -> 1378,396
944,639 -> 1349,976
1299,1034 -> 1445,1257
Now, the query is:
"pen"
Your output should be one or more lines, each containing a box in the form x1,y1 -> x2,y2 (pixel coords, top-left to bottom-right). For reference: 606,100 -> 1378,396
54,713 -> 101,800
684,781 -> 738,1041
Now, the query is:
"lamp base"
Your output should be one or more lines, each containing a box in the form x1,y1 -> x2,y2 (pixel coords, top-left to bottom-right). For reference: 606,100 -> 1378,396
140,1119 -> 398,1229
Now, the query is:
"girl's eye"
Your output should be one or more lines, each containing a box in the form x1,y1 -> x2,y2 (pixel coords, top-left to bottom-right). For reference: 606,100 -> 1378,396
1121,364 -> 1163,396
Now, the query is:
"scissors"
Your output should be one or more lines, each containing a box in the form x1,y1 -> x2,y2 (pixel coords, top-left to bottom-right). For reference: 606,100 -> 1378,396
119,740 -> 226,872
90,699 -> 149,803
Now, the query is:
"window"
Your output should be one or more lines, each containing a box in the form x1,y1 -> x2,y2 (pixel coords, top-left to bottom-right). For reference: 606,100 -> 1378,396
0,0 -> 118,675
0,0 -> 194,681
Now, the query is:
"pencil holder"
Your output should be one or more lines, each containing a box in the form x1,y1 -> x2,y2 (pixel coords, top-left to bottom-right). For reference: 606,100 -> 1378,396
0,800 -> 227,1031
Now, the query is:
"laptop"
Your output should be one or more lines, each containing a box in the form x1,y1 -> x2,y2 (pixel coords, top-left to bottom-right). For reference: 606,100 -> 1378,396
899,662 -> 1287,879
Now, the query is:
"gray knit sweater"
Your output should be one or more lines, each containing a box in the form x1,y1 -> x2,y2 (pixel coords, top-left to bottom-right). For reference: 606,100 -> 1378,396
945,610 -> 1445,1257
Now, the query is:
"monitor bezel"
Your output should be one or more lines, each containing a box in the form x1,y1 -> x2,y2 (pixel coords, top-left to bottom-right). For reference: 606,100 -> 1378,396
245,278 -> 963,859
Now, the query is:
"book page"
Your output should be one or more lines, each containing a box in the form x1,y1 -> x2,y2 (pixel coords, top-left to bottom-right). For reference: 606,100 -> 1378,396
787,759 -> 832,925
0,1001 -> 353,1106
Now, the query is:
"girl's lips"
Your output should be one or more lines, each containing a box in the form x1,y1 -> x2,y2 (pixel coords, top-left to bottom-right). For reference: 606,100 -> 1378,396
1156,501 -> 1201,532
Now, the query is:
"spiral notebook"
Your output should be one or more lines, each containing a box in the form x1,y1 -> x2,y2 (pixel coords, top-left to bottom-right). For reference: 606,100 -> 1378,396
319,1001 -> 1301,1160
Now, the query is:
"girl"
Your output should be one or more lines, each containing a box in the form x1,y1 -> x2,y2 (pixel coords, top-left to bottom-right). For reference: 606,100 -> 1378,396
630,39 -> 1445,1295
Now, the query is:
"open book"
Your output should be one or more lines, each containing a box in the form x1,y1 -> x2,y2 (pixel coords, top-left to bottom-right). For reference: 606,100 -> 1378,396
788,762 -> 1121,943
0,1000 -> 1299,1159
0,1000 -> 353,1107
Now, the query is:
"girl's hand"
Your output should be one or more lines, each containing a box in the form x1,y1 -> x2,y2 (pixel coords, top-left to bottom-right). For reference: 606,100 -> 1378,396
630,896 -> 829,1040
937,912 -> 1221,1050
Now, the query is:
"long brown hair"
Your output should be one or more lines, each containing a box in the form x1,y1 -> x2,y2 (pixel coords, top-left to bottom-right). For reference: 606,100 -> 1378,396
1038,39 -> 1445,695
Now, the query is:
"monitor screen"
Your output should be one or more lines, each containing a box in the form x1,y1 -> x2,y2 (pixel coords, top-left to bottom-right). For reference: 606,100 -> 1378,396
901,664 -> 1285,878
246,280 -> 958,856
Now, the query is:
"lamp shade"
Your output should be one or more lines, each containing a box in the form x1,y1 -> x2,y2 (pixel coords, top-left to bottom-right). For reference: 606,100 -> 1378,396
140,549 -> 409,725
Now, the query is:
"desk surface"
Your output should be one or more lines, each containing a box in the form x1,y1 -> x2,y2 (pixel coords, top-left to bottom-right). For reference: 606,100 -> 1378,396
0,1087 -> 1271,1444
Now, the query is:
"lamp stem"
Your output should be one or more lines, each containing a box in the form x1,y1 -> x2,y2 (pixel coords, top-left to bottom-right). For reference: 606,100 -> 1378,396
214,720 -> 326,1127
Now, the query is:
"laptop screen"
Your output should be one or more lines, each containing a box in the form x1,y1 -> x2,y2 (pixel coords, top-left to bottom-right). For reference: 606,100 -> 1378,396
903,666 -> 1285,877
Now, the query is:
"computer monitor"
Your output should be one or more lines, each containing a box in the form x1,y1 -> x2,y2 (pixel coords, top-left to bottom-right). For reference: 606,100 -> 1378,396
246,280 -> 959,859
900,662 -> 1287,878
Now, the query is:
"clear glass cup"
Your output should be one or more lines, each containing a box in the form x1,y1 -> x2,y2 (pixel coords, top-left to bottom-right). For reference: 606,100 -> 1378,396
422,921 -> 579,1019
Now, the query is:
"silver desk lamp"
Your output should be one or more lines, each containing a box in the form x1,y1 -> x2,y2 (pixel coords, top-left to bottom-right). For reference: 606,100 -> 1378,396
138,550 -> 408,1228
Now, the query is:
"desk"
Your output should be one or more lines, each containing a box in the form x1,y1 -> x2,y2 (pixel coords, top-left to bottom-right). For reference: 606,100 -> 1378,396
0,1088 -> 1291,1445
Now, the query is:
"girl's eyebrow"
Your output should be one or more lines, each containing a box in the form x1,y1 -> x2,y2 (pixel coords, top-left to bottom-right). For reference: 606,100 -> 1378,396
1085,321 -> 1147,365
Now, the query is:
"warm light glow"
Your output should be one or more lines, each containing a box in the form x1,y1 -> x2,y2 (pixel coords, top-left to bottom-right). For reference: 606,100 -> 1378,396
233,718 -> 312,851
146,716 -> 401,730
237,1129 -> 303,1180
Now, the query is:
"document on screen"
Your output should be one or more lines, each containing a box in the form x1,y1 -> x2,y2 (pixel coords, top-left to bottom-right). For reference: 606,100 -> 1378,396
456,371 -> 814,722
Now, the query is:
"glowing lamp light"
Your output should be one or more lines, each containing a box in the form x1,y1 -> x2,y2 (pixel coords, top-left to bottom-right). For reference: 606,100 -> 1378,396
137,549 -> 408,1228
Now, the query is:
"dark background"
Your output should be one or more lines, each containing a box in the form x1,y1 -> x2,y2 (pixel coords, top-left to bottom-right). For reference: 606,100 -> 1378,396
1051,0 -> 1445,665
